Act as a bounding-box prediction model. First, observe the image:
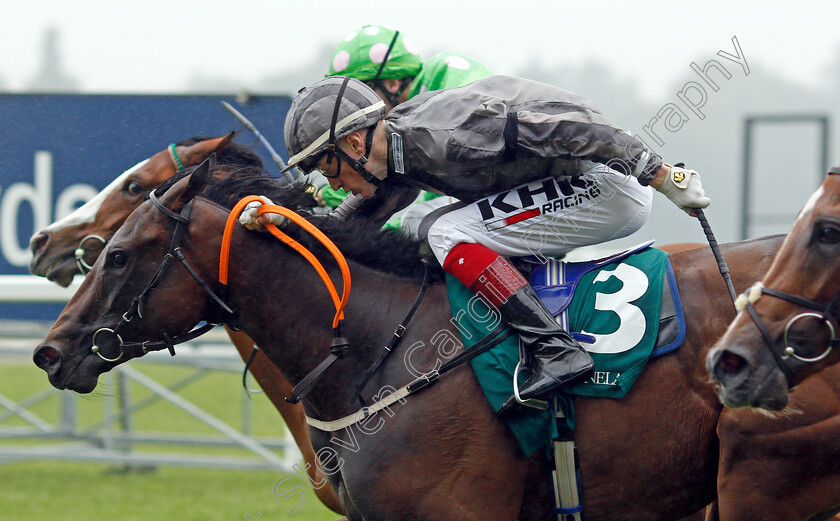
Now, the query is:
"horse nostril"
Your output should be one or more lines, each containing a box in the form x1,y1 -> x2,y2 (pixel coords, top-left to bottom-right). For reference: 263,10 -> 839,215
717,350 -> 747,377
33,345 -> 63,375
30,232 -> 50,256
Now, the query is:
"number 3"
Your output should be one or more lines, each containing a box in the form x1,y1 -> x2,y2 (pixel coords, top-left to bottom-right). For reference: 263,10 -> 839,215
581,263 -> 648,354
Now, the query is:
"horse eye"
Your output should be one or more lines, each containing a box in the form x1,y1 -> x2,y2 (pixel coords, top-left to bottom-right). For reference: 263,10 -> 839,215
109,251 -> 128,268
816,223 -> 840,245
124,180 -> 144,196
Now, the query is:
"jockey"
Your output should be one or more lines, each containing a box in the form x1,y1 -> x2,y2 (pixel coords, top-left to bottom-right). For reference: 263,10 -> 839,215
318,24 -> 492,234
247,75 -> 710,401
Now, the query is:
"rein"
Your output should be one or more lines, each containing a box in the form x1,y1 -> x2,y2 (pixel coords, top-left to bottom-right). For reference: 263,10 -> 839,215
220,196 -> 352,405
91,191 -> 235,363
220,197 -> 508,427
732,166 -> 840,385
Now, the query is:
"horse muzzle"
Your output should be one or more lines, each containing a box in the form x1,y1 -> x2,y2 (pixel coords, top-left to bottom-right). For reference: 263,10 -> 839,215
707,344 -> 790,410
33,342 -> 103,393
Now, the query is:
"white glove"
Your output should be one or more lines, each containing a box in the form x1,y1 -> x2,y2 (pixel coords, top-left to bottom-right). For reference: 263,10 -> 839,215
238,196 -> 286,230
658,164 -> 711,214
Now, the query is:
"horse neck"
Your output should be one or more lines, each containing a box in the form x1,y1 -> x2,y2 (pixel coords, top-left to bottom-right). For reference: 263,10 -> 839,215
207,204 -> 430,420
669,234 -> 784,367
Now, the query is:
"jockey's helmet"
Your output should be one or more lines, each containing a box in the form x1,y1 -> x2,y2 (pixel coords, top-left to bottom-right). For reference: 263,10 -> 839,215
326,25 -> 422,81
282,76 -> 386,175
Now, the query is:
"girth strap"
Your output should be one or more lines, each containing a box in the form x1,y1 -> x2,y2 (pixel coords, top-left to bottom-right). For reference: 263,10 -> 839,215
306,324 -> 514,432
286,336 -> 350,405
352,262 -> 431,405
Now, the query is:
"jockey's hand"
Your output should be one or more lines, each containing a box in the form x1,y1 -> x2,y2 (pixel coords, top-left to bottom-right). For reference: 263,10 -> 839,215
238,196 -> 286,231
656,164 -> 711,215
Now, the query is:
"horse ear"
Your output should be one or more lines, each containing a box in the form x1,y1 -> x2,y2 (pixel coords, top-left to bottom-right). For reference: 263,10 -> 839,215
175,156 -> 215,208
180,133 -> 234,167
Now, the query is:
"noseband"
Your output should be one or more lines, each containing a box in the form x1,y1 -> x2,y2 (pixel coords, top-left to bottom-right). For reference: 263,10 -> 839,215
91,191 -> 234,362
737,281 -> 840,386
736,167 -> 840,386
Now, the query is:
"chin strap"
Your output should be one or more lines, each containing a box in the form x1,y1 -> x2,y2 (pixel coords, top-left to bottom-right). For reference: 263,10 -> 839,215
333,135 -> 381,187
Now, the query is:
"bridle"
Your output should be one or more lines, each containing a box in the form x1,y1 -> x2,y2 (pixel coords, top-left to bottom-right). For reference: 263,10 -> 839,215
90,190 -> 234,363
736,166 -> 840,386
74,234 -> 107,275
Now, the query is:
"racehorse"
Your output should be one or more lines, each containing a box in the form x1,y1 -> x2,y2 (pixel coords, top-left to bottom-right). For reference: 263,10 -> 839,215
708,167 -> 840,411
32,162 -> 840,520
27,136 -> 344,514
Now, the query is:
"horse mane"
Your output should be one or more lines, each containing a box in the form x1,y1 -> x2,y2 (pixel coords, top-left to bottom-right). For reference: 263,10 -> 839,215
200,171 -> 443,281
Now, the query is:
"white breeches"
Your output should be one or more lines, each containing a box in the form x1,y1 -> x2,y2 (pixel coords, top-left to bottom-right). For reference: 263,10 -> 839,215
426,165 -> 653,265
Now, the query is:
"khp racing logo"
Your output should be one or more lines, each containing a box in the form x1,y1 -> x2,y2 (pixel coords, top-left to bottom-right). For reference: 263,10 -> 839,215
476,176 -> 606,231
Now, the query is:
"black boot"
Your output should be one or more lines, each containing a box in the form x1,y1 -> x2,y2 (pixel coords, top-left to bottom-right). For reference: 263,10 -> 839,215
500,284 -> 594,401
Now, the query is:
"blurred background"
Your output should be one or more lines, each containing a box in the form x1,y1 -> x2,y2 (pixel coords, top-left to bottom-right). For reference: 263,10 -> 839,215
1,1 -> 839,519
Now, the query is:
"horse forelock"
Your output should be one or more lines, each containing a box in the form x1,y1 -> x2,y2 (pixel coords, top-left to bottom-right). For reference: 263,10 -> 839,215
44,159 -> 150,233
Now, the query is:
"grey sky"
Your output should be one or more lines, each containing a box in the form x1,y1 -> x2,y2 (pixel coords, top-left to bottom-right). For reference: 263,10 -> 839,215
2,0 -> 839,101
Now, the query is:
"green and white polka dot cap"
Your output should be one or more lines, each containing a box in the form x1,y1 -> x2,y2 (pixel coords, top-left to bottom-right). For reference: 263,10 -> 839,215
407,51 -> 493,99
327,25 -> 422,81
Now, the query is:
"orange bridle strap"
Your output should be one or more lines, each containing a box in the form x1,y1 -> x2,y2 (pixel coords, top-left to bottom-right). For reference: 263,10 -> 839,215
220,196 -> 351,328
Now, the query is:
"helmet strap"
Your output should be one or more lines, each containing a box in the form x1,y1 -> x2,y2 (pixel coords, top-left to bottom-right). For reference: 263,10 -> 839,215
326,76 -> 353,167
372,31 -> 399,83
370,31 -> 410,108
332,125 -> 381,186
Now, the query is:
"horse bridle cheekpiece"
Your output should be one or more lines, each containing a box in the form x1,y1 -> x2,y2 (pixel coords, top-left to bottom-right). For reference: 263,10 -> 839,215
90,189 -> 234,363
736,166 -> 840,385
74,234 -> 108,275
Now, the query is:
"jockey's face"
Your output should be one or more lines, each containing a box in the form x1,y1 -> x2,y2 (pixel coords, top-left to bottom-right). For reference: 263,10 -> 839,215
316,139 -> 377,199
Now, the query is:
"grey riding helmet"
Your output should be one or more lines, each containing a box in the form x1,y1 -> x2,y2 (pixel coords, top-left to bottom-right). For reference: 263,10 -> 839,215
282,76 -> 386,176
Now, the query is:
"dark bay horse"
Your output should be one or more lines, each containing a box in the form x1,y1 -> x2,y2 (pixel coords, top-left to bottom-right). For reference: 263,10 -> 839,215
708,168 -> 840,411
27,136 -> 344,514
31,165 -> 840,520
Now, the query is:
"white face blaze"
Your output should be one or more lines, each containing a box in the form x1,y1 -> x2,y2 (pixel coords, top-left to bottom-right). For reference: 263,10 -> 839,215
43,159 -> 150,233
796,185 -> 825,224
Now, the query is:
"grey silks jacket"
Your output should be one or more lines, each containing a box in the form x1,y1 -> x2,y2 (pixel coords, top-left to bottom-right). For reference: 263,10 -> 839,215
351,75 -> 662,222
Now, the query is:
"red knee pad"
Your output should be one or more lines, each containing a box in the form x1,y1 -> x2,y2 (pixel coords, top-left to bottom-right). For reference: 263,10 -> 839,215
443,243 -> 526,308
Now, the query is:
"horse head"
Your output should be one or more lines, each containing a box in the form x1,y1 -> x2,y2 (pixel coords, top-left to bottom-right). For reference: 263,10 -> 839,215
708,169 -> 840,410
33,161 -> 225,393
28,133 -> 236,287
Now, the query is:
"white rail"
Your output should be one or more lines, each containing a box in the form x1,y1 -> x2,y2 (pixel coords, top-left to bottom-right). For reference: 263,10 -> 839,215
0,274 -> 301,471
0,275 -> 84,303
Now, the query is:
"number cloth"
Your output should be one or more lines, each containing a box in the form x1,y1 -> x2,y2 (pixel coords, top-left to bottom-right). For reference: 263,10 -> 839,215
445,247 -> 669,456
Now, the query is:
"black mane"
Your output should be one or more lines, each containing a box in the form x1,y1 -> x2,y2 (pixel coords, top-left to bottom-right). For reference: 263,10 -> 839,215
200,169 -> 442,281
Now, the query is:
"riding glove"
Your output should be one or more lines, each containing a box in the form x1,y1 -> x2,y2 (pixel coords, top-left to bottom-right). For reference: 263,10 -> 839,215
238,196 -> 286,230
658,164 -> 711,214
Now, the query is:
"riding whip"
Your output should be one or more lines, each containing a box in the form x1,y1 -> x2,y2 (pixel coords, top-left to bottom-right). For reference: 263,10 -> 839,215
695,208 -> 738,308
220,101 -> 304,183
